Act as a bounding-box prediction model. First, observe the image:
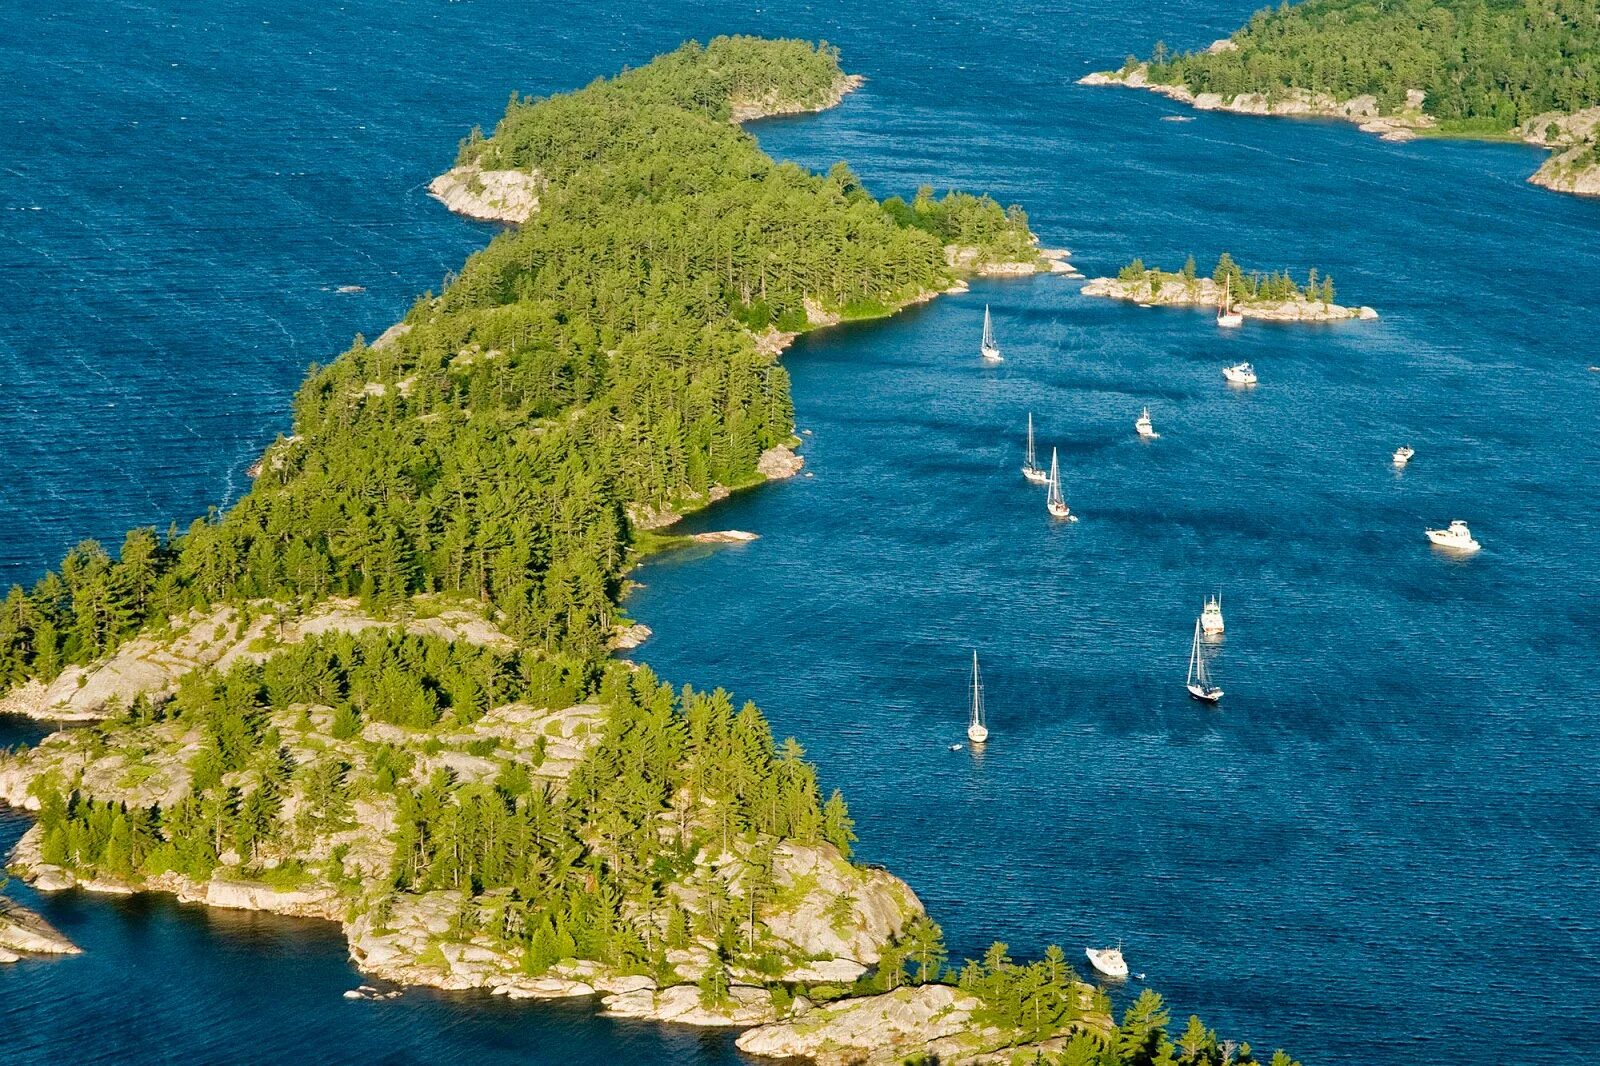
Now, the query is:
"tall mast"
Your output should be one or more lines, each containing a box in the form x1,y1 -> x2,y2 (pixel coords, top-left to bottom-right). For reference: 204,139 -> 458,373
970,651 -> 984,729
1188,620 -> 1201,688
1048,448 -> 1063,508
1026,413 -> 1036,468
983,306 -> 993,347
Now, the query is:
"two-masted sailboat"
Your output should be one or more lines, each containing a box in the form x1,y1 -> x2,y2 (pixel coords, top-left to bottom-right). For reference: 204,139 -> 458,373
967,650 -> 989,744
1186,619 -> 1223,703
1021,413 -> 1049,484
980,305 -> 1003,363
1046,448 -> 1075,521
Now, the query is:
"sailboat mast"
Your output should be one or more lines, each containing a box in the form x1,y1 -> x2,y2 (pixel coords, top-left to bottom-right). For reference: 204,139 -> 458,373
970,651 -> 983,729
1026,414 -> 1036,468
1188,620 -> 1200,687
1048,448 -> 1062,507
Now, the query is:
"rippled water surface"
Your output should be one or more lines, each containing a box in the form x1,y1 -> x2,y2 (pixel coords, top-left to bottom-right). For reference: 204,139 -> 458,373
4,0 -> 1599,1062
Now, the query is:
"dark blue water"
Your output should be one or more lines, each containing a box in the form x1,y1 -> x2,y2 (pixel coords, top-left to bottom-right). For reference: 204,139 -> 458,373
4,0 -> 1598,1062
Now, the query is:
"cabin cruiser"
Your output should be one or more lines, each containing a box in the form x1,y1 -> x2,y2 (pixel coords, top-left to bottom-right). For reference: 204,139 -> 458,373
1085,944 -> 1129,979
1393,445 -> 1415,466
1135,407 -> 1159,439
1200,595 -> 1224,636
1425,520 -> 1480,553
1222,362 -> 1257,385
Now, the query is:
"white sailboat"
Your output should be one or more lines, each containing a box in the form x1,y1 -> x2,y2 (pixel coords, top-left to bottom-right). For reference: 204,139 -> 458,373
1021,413 -> 1049,484
1046,447 -> 1075,521
967,651 -> 989,744
1135,407 -> 1159,440
1186,619 -> 1223,703
1200,594 -> 1225,636
1216,281 -> 1243,329
980,305 -> 1003,363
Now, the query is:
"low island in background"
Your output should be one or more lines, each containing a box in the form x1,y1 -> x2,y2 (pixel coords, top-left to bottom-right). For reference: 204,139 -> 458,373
1083,254 -> 1377,323
1081,0 -> 1600,197
0,36 -> 1301,1066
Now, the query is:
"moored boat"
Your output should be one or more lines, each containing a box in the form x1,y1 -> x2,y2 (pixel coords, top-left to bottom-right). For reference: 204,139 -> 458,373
1222,361 -> 1257,385
1186,619 -> 1223,703
1021,413 -> 1049,484
966,651 -> 989,744
1200,594 -> 1224,636
1425,519 -> 1480,553
1046,447 -> 1075,521
1086,944 -> 1129,979
1216,281 -> 1243,329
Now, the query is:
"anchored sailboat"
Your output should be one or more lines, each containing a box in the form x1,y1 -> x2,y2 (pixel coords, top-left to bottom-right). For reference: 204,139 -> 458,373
1216,280 -> 1243,329
1021,413 -> 1049,484
1186,619 -> 1223,703
967,651 -> 989,744
1046,447 -> 1075,521
980,305 -> 1003,363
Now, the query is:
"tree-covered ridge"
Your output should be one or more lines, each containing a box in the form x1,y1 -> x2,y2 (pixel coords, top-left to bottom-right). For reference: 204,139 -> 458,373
0,37 -> 1036,686
1118,253 -> 1336,304
1139,0 -> 1600,132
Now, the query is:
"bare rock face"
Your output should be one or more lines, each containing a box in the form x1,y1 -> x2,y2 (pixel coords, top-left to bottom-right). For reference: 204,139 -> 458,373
601,982 -> 777,1027
761,842 -> 922,967
427,166 -> 544,224
199,878 -> 343,921
736,984 -> 985,1064
730,74 -> 865,124
757,444 -> 805,480
0,898 -> 80,957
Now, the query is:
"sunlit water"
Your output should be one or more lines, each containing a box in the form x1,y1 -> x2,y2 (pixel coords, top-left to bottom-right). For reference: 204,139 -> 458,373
3,1 -> 1598,1062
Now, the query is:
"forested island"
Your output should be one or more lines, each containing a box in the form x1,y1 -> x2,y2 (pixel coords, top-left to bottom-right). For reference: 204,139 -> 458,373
0,36 -> 1297,1064
1082,254 -> 1376,322
1081,0 -> 1600,197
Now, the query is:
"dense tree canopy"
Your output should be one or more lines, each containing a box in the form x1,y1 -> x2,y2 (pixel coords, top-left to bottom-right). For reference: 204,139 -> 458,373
0,37 -> 1034,684
1142,0 -> 1600,132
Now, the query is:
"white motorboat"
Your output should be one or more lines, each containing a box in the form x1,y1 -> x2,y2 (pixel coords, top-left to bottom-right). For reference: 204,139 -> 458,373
1201,594 -> 1224,636
1425,520 -> 1480,553
1021,413 -> 1049,484
1393,445 -> 1415,466
1216,282 -> 1243,329
1186,619 -> 1223,703
1046,448 -> 1075,521
966,651 -> 989,744
1085,944 -> 1129,979
980,305 -> 1003,363
1135,407 -> 1160,440
1222,361 -> 1257,385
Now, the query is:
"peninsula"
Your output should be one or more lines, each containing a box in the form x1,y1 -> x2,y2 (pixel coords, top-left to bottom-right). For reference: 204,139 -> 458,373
1084,254 -> 1377,322
0,36 -> 1297,1065
1081,0 -> 1600,198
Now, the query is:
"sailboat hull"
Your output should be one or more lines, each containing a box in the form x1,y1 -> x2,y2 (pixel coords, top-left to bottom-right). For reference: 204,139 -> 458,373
1187,684 -> 1223,703
1022,466 -> 1050,485
966,724 -> 989,744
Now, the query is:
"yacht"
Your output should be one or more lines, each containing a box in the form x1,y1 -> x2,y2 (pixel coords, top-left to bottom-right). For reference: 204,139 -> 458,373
966,651 -> 989,744
1046,448 -> 1076,521
1135,407 -> 1160,440
980,305 -> 1003,363
1425,520 -> 1480,553
1216,283 -> 1243,329
1186,619 -> 1223,703
1393,445 -> 1415,466
1222,361 -> 1257,385
1085,944 -> 1129,979
1200,595 -> 1224,636
1021,413 -> 1049,484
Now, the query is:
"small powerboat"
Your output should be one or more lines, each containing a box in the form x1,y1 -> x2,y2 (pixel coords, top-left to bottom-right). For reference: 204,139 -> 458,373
1425,520 -> 1480,553
1085,944 -> 1129,979
1135,407 -> 1159,439
1222,362 -> 1257,385
1393,446 -> 1415,466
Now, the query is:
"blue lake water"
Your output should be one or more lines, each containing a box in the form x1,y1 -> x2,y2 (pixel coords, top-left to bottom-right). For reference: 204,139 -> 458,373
4,0 -> 1599,1062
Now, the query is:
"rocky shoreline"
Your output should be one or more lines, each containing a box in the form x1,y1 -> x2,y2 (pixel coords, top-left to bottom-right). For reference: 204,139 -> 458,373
1082,275 -> 1377,322
0,895 -> 80,962
1081,62 -> 1600,198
